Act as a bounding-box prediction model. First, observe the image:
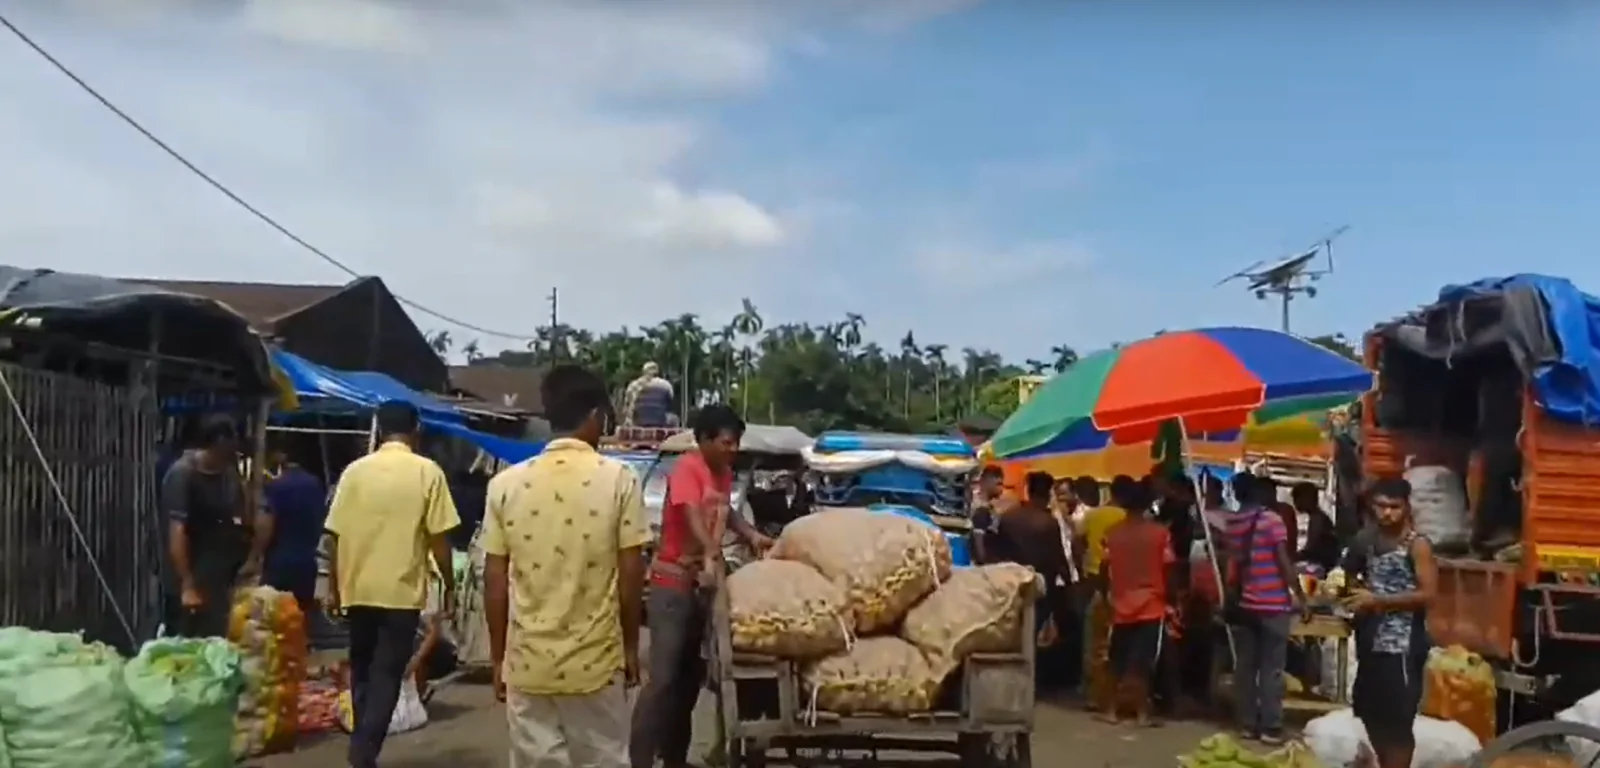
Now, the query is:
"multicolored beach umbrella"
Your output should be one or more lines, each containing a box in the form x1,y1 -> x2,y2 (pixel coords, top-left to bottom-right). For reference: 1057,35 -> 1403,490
989,326 -> 1372,459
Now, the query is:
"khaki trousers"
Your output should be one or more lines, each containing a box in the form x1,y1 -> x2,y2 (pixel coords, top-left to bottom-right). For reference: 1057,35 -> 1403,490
508,679 -> 630,768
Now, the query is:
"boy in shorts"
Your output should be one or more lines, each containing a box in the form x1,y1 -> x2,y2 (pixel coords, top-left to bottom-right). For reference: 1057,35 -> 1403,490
1099,480 -> 1176,727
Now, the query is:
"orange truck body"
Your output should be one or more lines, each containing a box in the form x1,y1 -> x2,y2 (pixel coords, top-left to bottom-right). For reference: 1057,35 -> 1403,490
1362,334 -> 1600,659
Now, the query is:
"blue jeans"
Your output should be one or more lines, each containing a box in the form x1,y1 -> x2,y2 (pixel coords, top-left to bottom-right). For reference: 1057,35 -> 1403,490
1233,611 -> 1292,733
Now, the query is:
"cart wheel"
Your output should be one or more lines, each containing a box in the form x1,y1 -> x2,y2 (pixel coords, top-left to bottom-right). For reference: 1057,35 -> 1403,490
1469,720 -> 1600,768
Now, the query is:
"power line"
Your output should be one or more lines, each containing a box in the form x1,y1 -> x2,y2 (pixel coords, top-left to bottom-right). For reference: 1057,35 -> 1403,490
0,11 -> 539,342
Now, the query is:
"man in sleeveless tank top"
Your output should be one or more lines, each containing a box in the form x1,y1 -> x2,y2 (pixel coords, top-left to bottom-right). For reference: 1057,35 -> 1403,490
1343,477 -> 1438,768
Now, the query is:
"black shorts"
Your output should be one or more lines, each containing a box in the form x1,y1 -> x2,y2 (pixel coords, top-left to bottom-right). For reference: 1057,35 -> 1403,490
1352,653 -> 1425,750
1109,620 -> 1163,678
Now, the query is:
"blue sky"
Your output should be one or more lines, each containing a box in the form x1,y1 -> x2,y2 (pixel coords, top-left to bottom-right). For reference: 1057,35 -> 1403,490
3,1 -> 1597,363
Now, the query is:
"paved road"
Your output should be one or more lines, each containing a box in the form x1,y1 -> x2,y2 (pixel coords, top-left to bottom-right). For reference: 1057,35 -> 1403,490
264,686 -> 1217,768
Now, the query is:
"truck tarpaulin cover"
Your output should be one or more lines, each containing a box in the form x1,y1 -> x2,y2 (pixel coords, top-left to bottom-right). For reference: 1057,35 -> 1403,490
1375,274 -> 1600,426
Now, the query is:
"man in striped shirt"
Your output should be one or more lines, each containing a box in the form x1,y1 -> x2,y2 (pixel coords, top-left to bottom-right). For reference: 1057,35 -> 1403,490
1224,473 -> 1306,746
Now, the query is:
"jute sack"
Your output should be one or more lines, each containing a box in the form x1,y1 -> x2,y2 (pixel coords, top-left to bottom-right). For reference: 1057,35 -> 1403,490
900,563 -> 1038,673
772,508 -> 953,633
728,559 -> 855,659
802,637 -> 943,715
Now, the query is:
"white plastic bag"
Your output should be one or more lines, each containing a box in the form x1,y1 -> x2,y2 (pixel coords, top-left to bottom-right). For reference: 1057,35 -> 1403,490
1304,709 -> 1479,768
337,681 -> 429,735
1557,687 -> 1600,765
1404,465 -> 1470,550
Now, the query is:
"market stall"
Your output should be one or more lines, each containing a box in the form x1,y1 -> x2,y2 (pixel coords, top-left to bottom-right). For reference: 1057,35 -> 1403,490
987,327 -> 1372,714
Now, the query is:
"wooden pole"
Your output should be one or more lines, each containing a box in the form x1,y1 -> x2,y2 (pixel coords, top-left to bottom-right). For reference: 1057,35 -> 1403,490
248,398 -> 270,521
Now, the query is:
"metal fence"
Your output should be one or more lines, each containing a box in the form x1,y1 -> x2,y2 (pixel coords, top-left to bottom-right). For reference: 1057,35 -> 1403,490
0,362 -> 162,652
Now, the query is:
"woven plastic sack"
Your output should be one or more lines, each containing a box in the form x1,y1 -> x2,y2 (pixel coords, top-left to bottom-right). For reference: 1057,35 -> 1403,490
228,586 -> 308,759
124,637 -> 243,768
728,559 -> 855,659
772,508 -> 953,633
802,637 -> 943,715
1420,645 -> 1497,747
1405,465 -> 1470,551
900,564 -> 1037,673
0,628 -> 146,768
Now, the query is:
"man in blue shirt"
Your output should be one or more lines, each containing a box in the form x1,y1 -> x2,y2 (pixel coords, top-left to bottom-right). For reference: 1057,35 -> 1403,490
261,440 -> 326,612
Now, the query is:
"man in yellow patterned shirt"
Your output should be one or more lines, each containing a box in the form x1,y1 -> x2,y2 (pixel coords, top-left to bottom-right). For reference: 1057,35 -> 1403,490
482,364 -> 648,768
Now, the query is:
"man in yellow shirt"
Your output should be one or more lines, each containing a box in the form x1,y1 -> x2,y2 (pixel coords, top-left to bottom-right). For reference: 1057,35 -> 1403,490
1075,474 -> 1131,711
482,365 -> 648,768
325,401 -> 459,768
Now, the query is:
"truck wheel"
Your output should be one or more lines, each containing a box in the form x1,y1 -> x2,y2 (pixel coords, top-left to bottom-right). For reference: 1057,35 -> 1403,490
1469,720 -> 1600,767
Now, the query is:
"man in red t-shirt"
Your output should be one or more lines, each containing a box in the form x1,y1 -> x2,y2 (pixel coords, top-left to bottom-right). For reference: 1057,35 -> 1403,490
630,404 -> 771,768
1100,482 -> 1177,727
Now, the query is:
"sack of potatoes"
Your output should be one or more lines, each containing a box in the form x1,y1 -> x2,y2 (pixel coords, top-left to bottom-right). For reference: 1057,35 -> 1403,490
900,563 -> 1039,673
772,508 -> 953,634
802,636 -> 944,715
728,559 -> 856,659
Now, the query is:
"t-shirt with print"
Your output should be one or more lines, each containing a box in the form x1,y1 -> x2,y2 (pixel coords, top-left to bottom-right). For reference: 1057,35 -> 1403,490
1103,520 -> 1175,625
1226,505 -> 1293,613
480,438 -> 650,696
651,450 -> 733,591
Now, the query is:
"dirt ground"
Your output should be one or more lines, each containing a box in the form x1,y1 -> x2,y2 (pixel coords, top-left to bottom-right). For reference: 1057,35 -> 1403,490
262,685 -> 1220,768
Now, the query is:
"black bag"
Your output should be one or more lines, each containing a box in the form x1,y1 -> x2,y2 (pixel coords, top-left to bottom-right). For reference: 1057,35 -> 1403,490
1222,510 -> 1264,627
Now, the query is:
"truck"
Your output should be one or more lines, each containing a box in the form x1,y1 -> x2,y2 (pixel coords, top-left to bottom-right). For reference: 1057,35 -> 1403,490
1361,275 -> 1600,725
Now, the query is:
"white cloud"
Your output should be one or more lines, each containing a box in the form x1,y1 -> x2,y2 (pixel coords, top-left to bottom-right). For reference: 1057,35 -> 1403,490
0,0 -> 839,344
242,0 -> 424,55
1,0 -> 1038,353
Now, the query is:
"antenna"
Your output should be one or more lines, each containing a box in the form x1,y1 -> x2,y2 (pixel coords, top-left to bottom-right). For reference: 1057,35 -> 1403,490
1215,226 -> 1348,333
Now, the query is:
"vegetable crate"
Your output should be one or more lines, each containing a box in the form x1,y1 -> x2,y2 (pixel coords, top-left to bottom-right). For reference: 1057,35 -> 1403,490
709,579 -> 1036,768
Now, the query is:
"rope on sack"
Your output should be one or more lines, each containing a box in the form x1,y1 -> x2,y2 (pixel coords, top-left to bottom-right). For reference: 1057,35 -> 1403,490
0,366 -> 136,647
920,527 -> 941,585
804,684 -> 820,727
834,611 -> 856,651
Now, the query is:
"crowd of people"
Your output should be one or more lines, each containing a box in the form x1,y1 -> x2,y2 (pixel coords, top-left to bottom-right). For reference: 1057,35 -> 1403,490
968,462 -> 1436,768
154,359 -> 1437,768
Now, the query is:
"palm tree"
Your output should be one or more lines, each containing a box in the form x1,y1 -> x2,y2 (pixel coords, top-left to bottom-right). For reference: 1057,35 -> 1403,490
461,339 -> 483,363
899,331 -> 919,419
427,329 -> 453,357
924,343 -> 948,423
1025,358 -> 1049,376
732,299 -> 764,418
842,312 -> 865,351
715,324 -> 738,399
1050,344 -> 1078,372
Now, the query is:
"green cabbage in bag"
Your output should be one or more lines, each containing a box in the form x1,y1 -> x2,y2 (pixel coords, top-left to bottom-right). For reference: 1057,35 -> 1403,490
0,628 -> 146,768
124,638 -> 244,768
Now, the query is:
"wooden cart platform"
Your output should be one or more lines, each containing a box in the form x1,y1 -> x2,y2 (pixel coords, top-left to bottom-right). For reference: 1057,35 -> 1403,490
710,577 -> 1037,767
1210,613 -> 1354,717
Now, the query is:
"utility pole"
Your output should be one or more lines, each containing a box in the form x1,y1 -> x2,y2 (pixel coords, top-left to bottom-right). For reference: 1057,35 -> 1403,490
547,287 -> 561,360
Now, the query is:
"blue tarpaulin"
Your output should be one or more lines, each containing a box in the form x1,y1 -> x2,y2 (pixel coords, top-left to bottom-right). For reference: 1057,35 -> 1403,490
271,349 -> 545,464
272,349 -> 463,422
1433,275 -> 1600,427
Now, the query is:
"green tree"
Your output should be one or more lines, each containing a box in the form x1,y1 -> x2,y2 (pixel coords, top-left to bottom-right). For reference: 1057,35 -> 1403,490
446,312 -> 1356,434
1309,333 -> 1362,362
